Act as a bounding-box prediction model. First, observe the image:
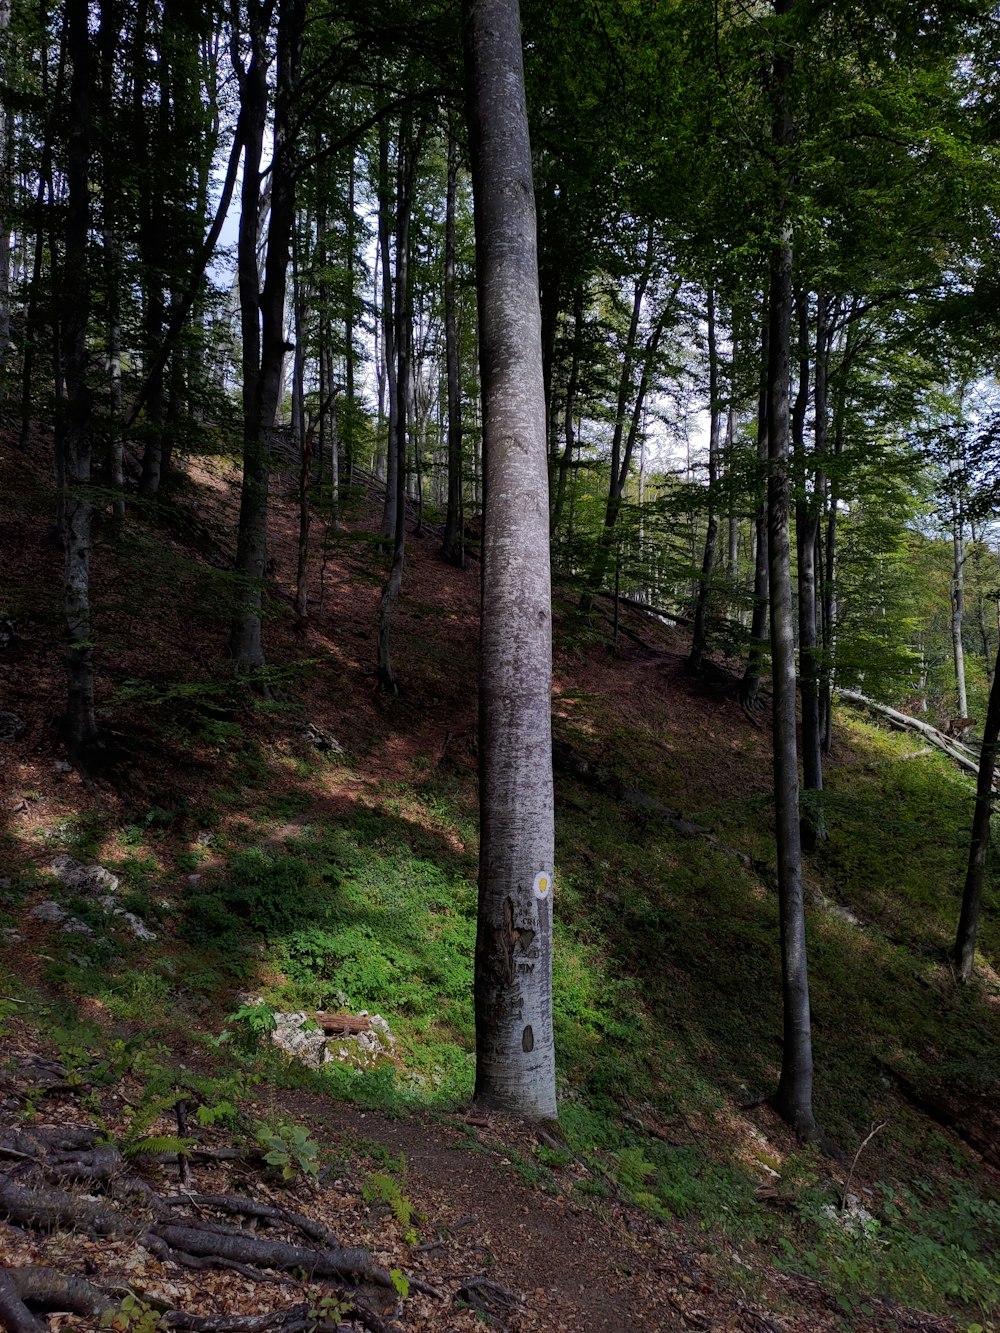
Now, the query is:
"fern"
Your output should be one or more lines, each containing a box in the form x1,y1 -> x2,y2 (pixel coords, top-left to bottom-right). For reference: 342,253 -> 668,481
122,1133 -> 196,1160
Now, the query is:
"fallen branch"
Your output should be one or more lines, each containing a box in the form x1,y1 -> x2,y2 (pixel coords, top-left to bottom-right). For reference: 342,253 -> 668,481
150,1223 -> 394,1287
837,691 -> 987,783
162,1193 -> 342,1250
841,1121 -> 886,1209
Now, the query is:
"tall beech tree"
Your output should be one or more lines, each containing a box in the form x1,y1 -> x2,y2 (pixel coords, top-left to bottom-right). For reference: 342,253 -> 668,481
463,0 -> 557,1120
765,0 -> 816,1141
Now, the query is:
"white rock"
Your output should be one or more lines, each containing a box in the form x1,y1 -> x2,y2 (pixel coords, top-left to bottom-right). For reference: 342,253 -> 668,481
96,895 -> 155,941
62,918 -> 94,936
30,900 -> 68,924
49,855 -> 119,896
271,1012 -> 328,1069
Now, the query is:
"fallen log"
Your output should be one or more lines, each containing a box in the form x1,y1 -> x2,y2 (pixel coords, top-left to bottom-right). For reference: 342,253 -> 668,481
837,690 -> 988,784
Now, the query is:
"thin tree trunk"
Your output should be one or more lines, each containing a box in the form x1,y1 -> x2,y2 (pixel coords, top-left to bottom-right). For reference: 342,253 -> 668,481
549,284 -> 582,541
739,318 -> 769,709
820,315 -> 854,752
442,123 -> 465,565
952,515 -> 969,719
377,116 -> 420,694
688,285 -> 721,672
796,294 -> 827,850
578,234 -> 654,614
954,637 -> 1000,982
61,0 -> 98,753
377,120 -> 399,541
295,406 -> 326,621
767,0 -> 815,1142
464,0 -> 557,1121
0,0 -> 12,401
229,0 -> 305,672
324,343 -> 339,525
20,5 -> 67,451
103,224 -> 125,521
344,148 -> 356,488
726,407 -> 738,577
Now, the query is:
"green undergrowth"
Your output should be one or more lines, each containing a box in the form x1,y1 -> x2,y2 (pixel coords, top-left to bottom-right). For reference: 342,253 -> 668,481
3,632 -> 1000,1319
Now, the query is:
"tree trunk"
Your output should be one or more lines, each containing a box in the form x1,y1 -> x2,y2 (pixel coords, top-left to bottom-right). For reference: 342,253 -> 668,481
0,0 -> 12,402
952,515 -> 968,719
739,318 -> 769,709
442,123 -> 465,566
578,233 -> 653,614
61,0 -> 98,753
464,0 -> 557,1121
688,284 -> 721,673
726,407 -> 738,578
20,7 -> 67,452
766,0 -> 815,1141
376,116 -> 420,694
229,0 -> 305,672
377,120 -> 399,542
295,407 -> 324,621
549,284 -> 582,541
795,294 -> 827,850
954,639 -> 1000,983
344,148 -> 356,489
820,315 -> 854,752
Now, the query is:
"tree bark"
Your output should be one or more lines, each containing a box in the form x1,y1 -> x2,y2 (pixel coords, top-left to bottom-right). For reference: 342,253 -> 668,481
954,639 -> 1000,982
0,0 -> 12,402
688,285 -> 722,673
795,294 -> 827,850
739,318 -> 769,709
229,0 -> 305,672
442,122 -> 465,566
376,116 -> 421,694
377,119 -> 399,542
766,0 -> 816,1141
549,284 -> 582,541
578,232 -> 654,614
951,513 -> 969,720
60,0 -> 99,754
464,0 -> 557,1121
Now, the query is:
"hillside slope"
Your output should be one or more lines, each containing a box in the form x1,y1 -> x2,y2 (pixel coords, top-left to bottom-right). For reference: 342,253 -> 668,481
0,427 -> 998,1332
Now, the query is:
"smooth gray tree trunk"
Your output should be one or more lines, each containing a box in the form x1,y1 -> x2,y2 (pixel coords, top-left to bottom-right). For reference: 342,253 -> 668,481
767,0 -> 816,1141
464,0 -> 557,1121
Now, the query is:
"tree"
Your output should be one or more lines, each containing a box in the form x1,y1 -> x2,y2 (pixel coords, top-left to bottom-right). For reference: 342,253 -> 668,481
764,0 -> 816,1141
229,0 -> 306,673
463,0 -> 557,1121
953,635 -> 1000,983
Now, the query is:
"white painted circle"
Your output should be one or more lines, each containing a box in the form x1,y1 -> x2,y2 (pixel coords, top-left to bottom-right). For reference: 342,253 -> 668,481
533,870 -> 553,900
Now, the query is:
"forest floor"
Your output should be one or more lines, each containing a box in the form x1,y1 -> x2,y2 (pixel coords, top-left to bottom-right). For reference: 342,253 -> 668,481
0,424 -> 998,1332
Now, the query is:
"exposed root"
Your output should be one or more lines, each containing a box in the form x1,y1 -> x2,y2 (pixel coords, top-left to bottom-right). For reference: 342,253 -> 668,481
0,1265 -> 117,1329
